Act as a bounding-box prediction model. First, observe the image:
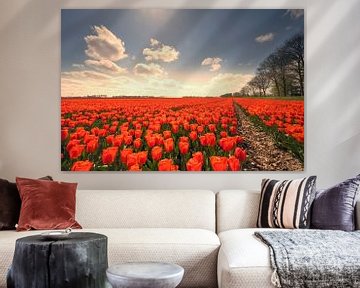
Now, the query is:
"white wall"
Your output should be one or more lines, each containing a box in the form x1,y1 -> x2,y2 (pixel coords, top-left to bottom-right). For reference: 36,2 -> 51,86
0,0 -> 359,191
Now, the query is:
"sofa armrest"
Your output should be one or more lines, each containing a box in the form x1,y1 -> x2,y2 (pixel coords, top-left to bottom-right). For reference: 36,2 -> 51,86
356,200 -> 360,230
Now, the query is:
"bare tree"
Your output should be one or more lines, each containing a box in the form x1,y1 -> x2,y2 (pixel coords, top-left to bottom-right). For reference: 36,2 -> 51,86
248,79 -> 259,96
256,66 -> 271,96
240,85 -> 250,96
283,32 -> 304,96
240,32 -> 304,97
275,47 -> 292,96
260,55 -> 281,96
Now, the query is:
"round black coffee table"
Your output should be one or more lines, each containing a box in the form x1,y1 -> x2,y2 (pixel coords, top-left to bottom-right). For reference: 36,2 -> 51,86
7,232 -> 108,288
106,262 -> 184,288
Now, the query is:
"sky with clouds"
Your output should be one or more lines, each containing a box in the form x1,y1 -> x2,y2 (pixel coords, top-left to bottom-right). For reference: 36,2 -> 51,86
61,9 -> 304,97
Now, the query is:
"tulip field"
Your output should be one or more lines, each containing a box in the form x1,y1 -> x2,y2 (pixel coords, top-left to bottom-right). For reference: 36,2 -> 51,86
61,97 -> 304,171
234,98 -> 304,143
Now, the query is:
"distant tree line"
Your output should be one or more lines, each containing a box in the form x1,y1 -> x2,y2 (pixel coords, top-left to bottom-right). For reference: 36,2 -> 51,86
239,32 -> 304,97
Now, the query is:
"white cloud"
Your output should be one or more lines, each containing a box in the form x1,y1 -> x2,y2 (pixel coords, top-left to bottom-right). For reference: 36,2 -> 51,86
143,39 -> 179,63
201,57 -> 223,72
84,25 -> 127,61
84,59 -> 127,75
61,70 -> 255,97
62,70 -> 111,81
150,38 -> 160,47
61,73 -> 138,97
72,63 -> 85,69
255,33 -> 275,43
206,73 -> 254,95
285,9 -> 304,19
133,63 -> 168,78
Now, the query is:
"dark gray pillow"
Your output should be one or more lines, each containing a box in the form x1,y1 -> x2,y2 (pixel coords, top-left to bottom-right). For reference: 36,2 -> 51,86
311,174 -> 360,231
0,176 -> 53,230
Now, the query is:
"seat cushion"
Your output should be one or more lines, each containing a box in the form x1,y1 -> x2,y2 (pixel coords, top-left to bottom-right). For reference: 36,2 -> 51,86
218,228 -> 281,288
0,228 -> 220,288
76,190 -> 216,231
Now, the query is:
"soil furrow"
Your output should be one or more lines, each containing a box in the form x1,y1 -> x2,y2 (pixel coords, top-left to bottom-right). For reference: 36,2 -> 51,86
234,103 -> 304,171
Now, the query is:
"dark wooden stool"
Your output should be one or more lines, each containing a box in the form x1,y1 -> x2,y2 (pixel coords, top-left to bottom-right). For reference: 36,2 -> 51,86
7,232 -> 108,288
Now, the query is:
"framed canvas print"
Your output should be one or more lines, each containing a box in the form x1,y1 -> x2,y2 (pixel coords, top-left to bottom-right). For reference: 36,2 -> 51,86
61,9 -> 304,172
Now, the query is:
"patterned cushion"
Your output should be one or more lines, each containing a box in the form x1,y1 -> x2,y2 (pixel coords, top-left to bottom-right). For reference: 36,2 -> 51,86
257,176 -> 317,229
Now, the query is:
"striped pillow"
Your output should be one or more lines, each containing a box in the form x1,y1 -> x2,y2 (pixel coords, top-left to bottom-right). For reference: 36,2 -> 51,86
257,176 -> 317,229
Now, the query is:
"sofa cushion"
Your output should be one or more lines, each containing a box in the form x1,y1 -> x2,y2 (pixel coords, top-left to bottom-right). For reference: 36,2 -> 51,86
311,174 -> 360,231
0,179 -> 20,231
76,190 -> 216,231
257,177 -> 317,229
0,228 -> 220,288
216,190 -> 260,233
16,177 -> 81,231
217,228 -> 279,288
0,176 -> 53,230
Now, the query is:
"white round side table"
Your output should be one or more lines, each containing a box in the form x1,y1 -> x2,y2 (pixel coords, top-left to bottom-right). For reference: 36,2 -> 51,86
106,262 -> 184,288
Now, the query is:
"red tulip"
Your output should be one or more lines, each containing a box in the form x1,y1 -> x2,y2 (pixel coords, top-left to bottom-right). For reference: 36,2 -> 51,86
210,156 -> 228,171
164,138 -> 174,153
220,131 -> 228,138
86,139 -> 98,153
208,124 -> 216,132
146,135 -> 156,148
102,147 -> 118,165
106,135 -> 114,146
69,145 -> 85,159
98,129 -> 107,137
219,137 -> 236,152
154,133 -> 164,146
229,125 -> 237,135
120,148 -> 133,164
179,136 -> 189,143
137,151 -> 148,165
192,151 -> 204,164
135,129 -> 142,139
71,160 -> 93,171
129,164 -> 141,171
190,124 -> 198,131
61,129 -> 69,141
126,153 -> 138,168
205,133 -> 216,146
199,135 -> 207,146
163,130 -> 172,139
113,135 -> 124,147
151,146 -> 163,161
186,157 -> 202,171
109,125 -> 117,134
234,147 -> 247,162
228,156 -> 240,171
158,159 -> 178,171
172,124 -> 179,133
197,125 -> 204,133
179,141 -> 189,154
189,131 -> 197,141
133,138 -> 142,149
124,135 -> 133,146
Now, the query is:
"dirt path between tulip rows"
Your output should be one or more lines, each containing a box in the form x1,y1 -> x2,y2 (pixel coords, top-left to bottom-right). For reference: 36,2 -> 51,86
234,104 -> 304,171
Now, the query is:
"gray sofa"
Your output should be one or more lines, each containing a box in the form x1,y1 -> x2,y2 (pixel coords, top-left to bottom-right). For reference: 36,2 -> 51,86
0,189 -> 359,288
